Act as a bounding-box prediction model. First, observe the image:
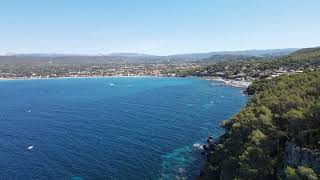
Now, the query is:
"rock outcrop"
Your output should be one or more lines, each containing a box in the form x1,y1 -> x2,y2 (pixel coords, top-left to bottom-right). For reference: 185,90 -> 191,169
285,141 -> 320,173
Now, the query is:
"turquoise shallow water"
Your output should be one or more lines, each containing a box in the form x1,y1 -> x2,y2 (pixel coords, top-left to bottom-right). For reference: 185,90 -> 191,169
0,77 -> 247,179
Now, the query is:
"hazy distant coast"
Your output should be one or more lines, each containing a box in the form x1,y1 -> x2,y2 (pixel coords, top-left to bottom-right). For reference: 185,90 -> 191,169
0,75 -> 156,81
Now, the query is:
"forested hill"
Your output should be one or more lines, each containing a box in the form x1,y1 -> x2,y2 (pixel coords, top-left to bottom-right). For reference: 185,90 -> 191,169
288,47 -> 320,60
276,47 -> 320,63
200,71 -> 320,179
268,47 -> 320,70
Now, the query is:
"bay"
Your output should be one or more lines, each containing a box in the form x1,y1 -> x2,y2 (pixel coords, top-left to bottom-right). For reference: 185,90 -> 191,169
0,77 -> 247,179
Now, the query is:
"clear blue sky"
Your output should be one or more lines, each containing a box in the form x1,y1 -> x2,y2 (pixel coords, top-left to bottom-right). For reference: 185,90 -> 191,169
1,0 -> 320,55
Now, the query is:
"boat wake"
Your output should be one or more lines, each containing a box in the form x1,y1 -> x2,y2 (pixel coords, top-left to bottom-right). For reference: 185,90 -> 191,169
107,83 -> 133,87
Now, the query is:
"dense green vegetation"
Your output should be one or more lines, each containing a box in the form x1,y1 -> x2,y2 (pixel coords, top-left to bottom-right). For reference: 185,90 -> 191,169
201,71 -> 320,179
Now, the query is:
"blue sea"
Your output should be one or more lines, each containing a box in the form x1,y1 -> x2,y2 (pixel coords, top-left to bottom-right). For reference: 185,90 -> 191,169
0,77 -> 247,179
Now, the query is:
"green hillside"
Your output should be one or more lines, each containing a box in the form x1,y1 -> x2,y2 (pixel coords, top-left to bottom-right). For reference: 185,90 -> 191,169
200,71 -> 320,179
289,47 -> 320,60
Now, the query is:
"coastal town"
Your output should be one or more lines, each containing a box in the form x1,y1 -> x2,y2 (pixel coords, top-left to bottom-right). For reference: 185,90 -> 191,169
0,56 -> 319,89
0,48 -> 319,89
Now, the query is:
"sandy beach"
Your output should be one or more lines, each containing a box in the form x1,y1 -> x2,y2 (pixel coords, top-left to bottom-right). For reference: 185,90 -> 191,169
203,76 -> 252,88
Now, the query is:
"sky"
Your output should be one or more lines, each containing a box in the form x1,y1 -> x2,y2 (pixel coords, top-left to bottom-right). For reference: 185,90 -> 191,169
0,0 -> 320,55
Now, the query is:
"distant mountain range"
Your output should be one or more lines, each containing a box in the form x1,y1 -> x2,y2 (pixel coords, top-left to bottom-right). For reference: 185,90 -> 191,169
167,48 -> 299,60
7,48 -> 298,58
0,48 -> 301,65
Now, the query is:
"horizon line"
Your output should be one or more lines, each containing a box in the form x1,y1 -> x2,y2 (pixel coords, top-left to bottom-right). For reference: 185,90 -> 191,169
0,46 -> 311,57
